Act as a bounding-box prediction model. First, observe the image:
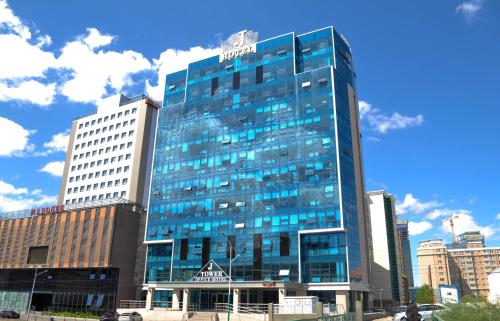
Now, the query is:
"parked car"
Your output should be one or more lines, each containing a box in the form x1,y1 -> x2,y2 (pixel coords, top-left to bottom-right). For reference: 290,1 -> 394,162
388,306 -> 408,316
393,304 -> 445,321
371,308 -> 387,316
0,311 -> 20,319
100,312 -> 119,321
118,312 -> 142,321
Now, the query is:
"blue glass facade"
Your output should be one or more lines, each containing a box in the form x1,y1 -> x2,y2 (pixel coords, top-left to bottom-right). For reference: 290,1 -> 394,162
145,27 -> 366,288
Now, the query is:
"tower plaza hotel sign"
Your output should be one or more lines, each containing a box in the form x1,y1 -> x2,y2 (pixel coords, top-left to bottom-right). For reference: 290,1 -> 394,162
220,30 -> 258,61
192,259 -> 230,283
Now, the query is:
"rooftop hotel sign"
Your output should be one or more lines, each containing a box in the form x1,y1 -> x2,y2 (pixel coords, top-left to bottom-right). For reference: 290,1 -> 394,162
31,205 -> 65,215
192,259 -> 230,283
221,30 -> 258,62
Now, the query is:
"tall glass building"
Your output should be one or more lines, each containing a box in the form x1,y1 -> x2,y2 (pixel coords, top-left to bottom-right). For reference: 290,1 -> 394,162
144,27 -> 371,313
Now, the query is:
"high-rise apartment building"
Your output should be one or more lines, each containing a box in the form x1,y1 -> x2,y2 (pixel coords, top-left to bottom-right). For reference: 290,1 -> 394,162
416,239 -> 450,299
417,233 -> 500,298
396,219 -> 413,304
144,28 -> 371,315
58,94 -> 160,207
367,191 -> 403,305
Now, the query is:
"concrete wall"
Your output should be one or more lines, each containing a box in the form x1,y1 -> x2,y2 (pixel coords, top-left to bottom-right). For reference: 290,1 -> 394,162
110,206 -> 146,304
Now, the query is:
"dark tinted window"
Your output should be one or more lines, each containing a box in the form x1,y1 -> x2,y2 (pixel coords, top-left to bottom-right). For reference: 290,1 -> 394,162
202,237 -> 211,266
180,238 -> 188,260
27,246 -> 49,264
233,71 -> 240,90
256,65 -> 263,84
280,232 -> 290,256
253,234 -> 262,279
211,77 -> 219,95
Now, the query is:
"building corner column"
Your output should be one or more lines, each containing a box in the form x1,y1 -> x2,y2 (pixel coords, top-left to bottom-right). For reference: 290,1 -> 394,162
267,303 -> 274,321
278,288 -> 286,305
172,289 -> 181,310
233,288 -> 240,313
335,290 -> 349,314
315,302 -> 324,317
182,288 -> 190,313
355,292 -> 363,321
145,288 -> 155,310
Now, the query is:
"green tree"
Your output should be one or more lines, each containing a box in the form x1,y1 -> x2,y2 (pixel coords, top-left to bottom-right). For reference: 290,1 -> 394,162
415,285 -> 433,304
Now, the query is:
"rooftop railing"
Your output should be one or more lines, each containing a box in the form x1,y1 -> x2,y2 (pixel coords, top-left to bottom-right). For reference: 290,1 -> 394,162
0,197 -> 144,221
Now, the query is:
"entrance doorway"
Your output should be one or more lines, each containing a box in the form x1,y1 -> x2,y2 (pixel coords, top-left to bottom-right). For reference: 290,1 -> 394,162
192,290 -> 229,311
31,293 -> 53,311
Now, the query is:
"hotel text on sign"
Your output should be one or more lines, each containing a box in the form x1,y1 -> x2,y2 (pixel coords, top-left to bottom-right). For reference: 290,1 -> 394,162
192,259 -> 230,283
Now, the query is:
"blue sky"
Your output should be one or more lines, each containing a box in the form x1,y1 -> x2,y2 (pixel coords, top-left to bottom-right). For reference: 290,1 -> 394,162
0,0 -> 499,285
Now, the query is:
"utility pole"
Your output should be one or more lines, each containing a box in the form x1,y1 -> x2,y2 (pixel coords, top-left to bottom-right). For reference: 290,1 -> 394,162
428,265 -> 435,304
27,268 -> 48,321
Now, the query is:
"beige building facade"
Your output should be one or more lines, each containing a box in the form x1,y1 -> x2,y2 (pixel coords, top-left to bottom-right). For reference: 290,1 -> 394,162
417,233 -> 500,298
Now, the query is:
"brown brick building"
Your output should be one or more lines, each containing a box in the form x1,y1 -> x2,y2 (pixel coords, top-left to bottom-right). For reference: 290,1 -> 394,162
0,200 -> 146,313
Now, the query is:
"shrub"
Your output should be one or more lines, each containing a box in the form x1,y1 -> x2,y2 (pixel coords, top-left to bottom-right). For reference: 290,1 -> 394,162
437,300 -> 500,321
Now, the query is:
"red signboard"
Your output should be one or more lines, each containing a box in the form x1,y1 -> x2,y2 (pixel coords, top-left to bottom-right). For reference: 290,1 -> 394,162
30,205 -> 65,216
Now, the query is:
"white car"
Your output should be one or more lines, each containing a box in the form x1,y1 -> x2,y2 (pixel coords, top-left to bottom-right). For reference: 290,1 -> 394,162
393,304 -> 445,321
118,312 -> 142,321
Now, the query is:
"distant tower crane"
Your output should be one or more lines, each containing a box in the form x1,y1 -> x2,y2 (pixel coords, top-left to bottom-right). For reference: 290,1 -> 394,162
443,214 -> 460,244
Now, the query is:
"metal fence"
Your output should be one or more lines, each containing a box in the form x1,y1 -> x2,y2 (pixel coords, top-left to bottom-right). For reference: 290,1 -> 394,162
214,303 -> 268,314
119,300 -> 146,309
273,304 -> 317,314
289,315 -> 355,321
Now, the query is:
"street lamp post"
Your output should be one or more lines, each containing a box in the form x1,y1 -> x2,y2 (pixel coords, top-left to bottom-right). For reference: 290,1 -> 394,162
378,288 -> 384,309
222,231 -> 243,321
27,268 -> 48,321
227,238 -> 232,321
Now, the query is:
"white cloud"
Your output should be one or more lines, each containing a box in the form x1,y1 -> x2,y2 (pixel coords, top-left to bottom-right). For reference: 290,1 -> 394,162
0,2 -> 224,106
0,180 -> 28,195
39,161 -> 65,177
496,213 -> 500,220
0,1 -> 58,106
456,0 -> 484,23
397,193 -> 442,215
0,116 -> 35,156
0,34 -> 57,80
358,101 -> 372,119
81,27 -> 113,49
358,100 -> 424,134
57,28 -> 152,103
0,0 -> 31,40
0,179 -> 57,212
146,46 -> 221,100
408,221 -> 433,236
0,2 -> 153,106
426,208 -> 470,220
0,80 -> 56,106
441,212 -> 495,238
43,130 -> 70,153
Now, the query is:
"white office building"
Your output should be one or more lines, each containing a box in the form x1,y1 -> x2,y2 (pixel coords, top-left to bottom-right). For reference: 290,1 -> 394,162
367,190 -> 404,306
488,268 -> 500,303
59,94 -> 160,207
